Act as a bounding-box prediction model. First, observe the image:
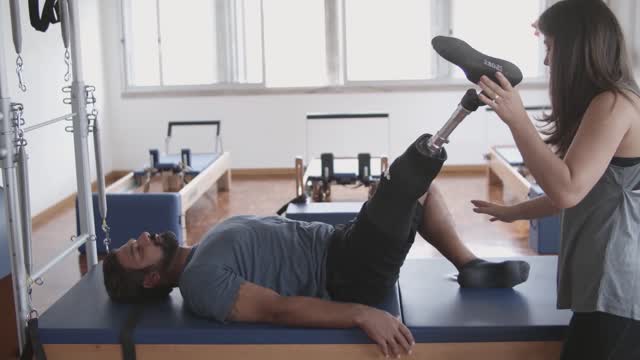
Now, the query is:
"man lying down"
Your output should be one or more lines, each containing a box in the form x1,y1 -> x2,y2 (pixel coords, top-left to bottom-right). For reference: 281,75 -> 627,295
103,134 -> 530,357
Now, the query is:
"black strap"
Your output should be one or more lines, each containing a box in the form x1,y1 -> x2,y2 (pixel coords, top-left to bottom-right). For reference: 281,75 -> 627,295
120,305 -> 145,360
276,194 -> 307,216
20,318 -> 47,360
29,0 -> 61,32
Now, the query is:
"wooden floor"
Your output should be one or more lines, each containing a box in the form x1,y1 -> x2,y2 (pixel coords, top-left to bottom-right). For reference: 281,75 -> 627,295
29,172 -> 533,314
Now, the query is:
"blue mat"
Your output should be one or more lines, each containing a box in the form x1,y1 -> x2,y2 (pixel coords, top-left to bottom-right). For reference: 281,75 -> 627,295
39,256 -> 569,345
399,256 -> 571,342
39,264 -> 400,345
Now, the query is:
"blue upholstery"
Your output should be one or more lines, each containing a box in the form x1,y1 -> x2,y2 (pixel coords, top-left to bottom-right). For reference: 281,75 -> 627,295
39,264 -> 400,345
0,187 -> 10,278
285,202 -> 362,225
134,153 -> 221,177
77,193 -> 182,254
39,255 -> 570,345
529,185 -> 561,254
400,256 -> 571,342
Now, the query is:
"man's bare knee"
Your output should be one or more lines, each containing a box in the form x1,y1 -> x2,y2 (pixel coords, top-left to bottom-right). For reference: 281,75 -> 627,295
419,182 -> 440,206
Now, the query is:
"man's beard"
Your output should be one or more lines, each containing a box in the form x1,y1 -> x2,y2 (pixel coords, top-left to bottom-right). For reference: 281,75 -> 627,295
153,231 -> 179,272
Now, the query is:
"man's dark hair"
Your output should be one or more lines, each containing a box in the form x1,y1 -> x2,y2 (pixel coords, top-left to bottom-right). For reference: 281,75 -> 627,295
102,252 -> 173,303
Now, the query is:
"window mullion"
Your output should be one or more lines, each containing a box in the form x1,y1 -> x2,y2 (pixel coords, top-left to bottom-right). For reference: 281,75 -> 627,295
156,0 -> 164,86
431,0 -> 451,79
120,0 -> 132,86
259,0 -> 266,87
215,0 -> 232,83
325,0 -> 343,86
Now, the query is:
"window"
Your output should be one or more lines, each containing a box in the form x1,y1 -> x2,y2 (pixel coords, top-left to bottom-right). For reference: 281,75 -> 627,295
158,0 -> 217,85
451,0 -> 545,79
263,0 -> 327,87
345,0 -> 433,81
121,0 -> 547,91
124,0 -> 160,86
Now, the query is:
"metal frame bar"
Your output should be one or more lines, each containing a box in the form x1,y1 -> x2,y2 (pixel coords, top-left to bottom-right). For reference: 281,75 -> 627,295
29,235 -> 90,284
23,113 -> 75,133
0,11 -> 28,351
1,0 -> 105,355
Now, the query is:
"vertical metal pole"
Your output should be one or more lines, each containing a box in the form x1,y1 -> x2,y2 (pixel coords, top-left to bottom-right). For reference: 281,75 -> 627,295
9,0 -> 23,53
16,147 -> 32,274
92,119 -> 107,222
68,0 -> 98,267
0,23 -> 28,353
295,157 -> 304,197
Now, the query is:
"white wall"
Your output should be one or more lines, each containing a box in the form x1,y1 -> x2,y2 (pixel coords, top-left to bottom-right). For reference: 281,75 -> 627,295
1,0 -> 111,215
99,2 -> 550,171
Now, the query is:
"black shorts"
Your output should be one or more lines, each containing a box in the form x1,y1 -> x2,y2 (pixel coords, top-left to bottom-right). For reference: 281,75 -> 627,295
325,202 -> 424,305
561,311 -> 640,360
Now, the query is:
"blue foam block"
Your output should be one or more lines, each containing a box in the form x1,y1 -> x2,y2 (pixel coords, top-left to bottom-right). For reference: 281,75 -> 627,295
528,185 -> 561,254
400,256 -> 571,342
285,202 -> 363,225
77,193 -> 183,254
39,264 -> 400,345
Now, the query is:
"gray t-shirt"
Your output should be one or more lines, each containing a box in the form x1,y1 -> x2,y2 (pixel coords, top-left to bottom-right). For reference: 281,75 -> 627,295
179,215 -> 335,322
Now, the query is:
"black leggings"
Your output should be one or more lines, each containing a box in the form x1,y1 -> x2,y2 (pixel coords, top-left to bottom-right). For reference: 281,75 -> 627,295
326,134 -> 446,305
561,312 -> 640,360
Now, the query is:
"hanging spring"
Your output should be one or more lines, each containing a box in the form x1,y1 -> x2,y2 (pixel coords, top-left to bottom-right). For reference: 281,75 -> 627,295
16,55 -> 26,92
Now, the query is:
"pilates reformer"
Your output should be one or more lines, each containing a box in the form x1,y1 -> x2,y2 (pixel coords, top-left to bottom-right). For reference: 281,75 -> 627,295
96,120 -> 232,246
295,152 -> 389,203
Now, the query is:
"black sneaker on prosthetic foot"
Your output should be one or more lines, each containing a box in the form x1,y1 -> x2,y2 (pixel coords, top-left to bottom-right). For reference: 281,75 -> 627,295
457,259 -> 530,288
431,36 -> 523,87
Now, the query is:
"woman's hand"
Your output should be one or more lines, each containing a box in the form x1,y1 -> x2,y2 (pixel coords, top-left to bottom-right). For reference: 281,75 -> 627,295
477,72 -> 529,126
471,200 -> 519,223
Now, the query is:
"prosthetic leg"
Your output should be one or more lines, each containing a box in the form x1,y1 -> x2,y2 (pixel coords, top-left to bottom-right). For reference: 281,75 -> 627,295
327,36 -> 527,304
368,35 -> 524,244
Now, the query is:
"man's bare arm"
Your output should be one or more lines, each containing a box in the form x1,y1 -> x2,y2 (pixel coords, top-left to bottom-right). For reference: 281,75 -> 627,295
228,281 -> 414,358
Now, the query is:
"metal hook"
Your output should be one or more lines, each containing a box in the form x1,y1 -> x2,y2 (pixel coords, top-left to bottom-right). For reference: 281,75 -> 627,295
64,49 -> 71,82
29,309 -> 39,321
16,55 -> 26,92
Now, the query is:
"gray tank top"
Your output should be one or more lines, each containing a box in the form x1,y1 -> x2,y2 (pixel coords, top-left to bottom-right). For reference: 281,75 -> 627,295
557,159 -> 640,320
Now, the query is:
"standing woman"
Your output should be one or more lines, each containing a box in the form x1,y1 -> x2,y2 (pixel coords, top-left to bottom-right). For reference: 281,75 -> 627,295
471,0 -> 640,359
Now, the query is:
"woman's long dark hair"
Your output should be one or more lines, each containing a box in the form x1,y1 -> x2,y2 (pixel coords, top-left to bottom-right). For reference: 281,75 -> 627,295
537,0 -> 639,157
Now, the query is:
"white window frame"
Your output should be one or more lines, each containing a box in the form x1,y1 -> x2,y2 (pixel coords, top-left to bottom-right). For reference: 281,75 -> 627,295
119,0 -> 551,97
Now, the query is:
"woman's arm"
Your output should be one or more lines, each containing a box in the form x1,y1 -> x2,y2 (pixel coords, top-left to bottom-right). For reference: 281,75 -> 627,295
478,73 -> 632,208
472,194 -> 560,222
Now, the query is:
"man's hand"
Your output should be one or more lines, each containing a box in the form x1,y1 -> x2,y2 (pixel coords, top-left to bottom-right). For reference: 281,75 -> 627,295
355,307 -> 415,358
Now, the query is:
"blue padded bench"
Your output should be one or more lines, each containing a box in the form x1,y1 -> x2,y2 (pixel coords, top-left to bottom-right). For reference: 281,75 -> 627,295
39,255 -> 569,359
39,264 -> 400,359
399,255 -> 570,358
529,185 -> 561,254
133,153 -> 222,178
77,193 -> 183,254
285,202 -> 363,225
